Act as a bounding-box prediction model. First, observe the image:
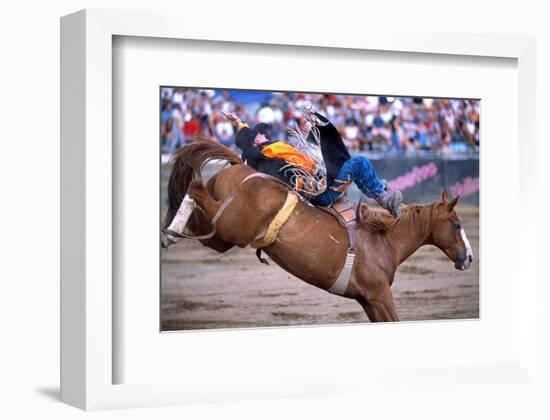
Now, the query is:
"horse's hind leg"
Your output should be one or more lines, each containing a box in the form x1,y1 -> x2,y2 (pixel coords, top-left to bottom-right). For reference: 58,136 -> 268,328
187,179 -> 221,221
187,179 -> 250,248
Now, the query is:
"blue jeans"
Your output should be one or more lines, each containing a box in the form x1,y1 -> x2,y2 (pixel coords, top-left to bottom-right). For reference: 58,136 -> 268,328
312,156 -> 385,207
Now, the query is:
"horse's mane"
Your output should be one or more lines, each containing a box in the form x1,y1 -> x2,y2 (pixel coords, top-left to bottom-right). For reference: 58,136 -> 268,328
163,135 -> 243,229
360,202 -> 439,235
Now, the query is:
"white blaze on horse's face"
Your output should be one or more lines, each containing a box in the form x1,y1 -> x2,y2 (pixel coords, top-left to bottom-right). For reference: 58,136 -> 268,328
460,228 -> 474,270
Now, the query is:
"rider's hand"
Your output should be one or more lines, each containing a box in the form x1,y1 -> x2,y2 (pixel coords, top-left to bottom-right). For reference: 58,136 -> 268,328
221,111 -> 240,126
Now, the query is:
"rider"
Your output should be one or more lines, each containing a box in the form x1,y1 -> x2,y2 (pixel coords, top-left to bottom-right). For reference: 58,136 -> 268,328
225,109 -> 403,217
230,119 -> 315,190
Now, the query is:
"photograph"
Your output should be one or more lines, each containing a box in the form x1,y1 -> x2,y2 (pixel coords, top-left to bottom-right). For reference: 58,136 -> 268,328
159,87 -> 479,331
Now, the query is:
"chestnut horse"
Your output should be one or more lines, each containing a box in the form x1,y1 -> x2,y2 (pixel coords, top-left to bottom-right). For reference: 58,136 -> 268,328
163,137 -> 474,322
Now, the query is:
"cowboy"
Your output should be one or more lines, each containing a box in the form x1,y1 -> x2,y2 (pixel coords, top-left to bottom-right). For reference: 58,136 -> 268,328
226,115 -> 318,193
224,110 -> 403,217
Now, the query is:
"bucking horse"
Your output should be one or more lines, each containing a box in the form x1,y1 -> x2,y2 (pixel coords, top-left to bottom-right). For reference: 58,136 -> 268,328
162,136 -> 474,322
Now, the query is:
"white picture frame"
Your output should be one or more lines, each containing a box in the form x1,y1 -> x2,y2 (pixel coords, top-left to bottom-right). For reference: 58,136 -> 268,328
61,8 -> 543,411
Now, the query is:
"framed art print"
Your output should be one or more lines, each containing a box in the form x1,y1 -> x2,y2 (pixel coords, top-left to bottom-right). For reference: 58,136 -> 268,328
61,8 -> 544,412
158,86 -> 479,331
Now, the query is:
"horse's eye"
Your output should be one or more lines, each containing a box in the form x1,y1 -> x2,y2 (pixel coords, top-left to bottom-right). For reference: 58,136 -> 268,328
452,222 -> 461,230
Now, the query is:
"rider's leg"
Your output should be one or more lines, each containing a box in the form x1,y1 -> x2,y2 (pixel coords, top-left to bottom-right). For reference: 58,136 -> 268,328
336,156 -> 403,216
311,156 -> 382,207
338,155 -> 384,197
310,188 -> 342,207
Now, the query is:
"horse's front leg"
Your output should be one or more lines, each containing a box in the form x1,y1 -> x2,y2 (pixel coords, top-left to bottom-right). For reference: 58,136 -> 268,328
357,298 -> 382,322
367,285 -> 399,322
351,269 -> 400,322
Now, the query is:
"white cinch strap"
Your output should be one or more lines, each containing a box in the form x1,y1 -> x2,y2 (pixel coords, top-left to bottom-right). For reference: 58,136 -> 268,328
327,251 -> 355,296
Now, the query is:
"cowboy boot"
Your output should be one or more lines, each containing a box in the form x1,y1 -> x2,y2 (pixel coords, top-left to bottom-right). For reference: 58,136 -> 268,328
374,182 -> 403,217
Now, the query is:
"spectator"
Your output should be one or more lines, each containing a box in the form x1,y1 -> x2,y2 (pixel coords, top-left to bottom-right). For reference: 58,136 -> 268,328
160,87 -> 480,156
214,115 -> 235,148
343,117 -> 360,151
183,112 -> 200,139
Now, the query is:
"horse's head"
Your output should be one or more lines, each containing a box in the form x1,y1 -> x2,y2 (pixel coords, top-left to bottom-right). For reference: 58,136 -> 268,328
431,191 -> 474,271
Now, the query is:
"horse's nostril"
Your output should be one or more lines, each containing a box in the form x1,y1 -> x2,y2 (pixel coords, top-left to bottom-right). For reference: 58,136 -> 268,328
468,255 -> 473,263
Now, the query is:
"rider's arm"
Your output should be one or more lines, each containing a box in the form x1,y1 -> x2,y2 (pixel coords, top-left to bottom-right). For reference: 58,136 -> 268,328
223,111 -> 248,131
261,142 -> 314,173
243,144 -> 264,167
236,121 -> 249,131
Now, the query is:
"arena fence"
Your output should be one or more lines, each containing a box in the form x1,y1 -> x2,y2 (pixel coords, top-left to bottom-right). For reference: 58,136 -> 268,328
363,156 -> 479,206
160,155 -> 479,219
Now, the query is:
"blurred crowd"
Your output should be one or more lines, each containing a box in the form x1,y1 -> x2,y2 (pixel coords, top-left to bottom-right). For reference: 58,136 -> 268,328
161,88 -> 479,155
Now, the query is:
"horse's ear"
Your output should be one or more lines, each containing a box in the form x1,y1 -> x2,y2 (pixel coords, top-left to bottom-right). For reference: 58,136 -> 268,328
447,195 -> 460,212
356,199 -> 363,222
441,190 -> 449,203
356,199 -> 365,222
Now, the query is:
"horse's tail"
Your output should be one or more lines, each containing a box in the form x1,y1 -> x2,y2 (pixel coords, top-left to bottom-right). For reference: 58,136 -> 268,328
163,135 -> 243,229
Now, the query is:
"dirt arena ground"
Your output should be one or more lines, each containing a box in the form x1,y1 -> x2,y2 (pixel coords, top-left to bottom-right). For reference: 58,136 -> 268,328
161,205 -> 479,331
